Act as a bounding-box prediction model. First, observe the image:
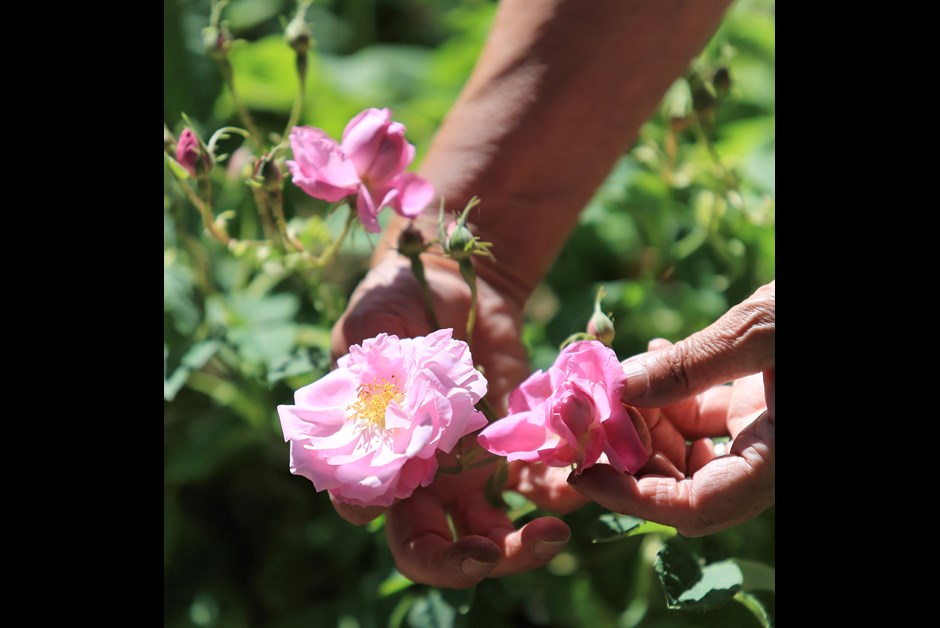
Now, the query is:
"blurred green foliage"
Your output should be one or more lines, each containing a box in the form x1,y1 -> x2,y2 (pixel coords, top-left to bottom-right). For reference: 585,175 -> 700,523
165,0 -> 775,626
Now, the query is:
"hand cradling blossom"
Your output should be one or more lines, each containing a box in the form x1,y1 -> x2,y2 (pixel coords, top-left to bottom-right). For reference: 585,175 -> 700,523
478,340 -> 650,474
277,329 -> 487,508
286,108 -> 434,233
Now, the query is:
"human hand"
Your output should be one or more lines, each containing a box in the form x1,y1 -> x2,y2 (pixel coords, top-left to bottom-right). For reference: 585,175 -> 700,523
569,282 -> 775,536
330,253 -> 587,587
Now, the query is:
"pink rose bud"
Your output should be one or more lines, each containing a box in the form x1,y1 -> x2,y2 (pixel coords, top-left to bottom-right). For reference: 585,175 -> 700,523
397,224 -> 428,259
444,221 -> 475,260
203,24 -> 232,61
713,66 -> 731,94
587,309 -> 615,347
285,6 -> 312,55
587,286 -> 615,346
175,128 -> 209,177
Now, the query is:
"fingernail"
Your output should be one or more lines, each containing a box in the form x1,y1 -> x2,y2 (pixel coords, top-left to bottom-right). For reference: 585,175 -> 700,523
532,540 -> 567,560
459,557 -> 496,580
622,359 -> 649,402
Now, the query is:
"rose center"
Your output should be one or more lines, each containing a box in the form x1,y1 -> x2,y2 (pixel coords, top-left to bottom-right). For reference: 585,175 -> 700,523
346,377 -> 403,431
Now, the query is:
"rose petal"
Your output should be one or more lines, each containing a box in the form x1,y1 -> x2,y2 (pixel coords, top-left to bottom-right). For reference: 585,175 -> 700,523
601,407 -> 650,474
388,172 -> 434,217
341,108 -> 391,175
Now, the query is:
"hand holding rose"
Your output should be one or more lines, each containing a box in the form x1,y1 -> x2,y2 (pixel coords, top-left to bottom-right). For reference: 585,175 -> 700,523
325,256 -> 587,588
570,282 -> 775,536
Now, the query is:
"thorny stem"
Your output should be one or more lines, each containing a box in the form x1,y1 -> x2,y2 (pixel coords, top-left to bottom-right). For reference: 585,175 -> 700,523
174,172 -> 231,245
408,255 -> 441,330
475,396 -> 498,422
458,258 -> 478,346
314,206 -> 357,268
271,187 -> 305,252
251,186 -> 279,243
219,59 -> 264,147
282,54 -> 307,141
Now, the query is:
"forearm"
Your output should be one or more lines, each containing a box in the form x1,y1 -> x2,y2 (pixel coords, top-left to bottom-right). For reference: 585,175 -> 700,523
377,0 -> 732,306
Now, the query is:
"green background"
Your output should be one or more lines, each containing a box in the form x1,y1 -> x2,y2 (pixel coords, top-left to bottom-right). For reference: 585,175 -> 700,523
164,0 -> 775,626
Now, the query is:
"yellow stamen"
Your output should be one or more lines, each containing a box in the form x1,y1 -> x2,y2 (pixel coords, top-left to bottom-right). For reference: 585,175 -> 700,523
346,377 -> 403,431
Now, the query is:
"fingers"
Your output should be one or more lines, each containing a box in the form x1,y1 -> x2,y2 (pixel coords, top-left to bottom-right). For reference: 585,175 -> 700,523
386,488 -> 501,588
329,495 -> 386,525
509,462 -> 590,514
726,372 -> 767,437
330,262 -> 432,362
569,412 -> 774,536
630,340 -> 735,440
385,484 -> 574,588
667,385 -> 735,438
646,411 -> 688,474
621,281 -> 775,407
452,492 -> 571,577
687,438 -> 715,474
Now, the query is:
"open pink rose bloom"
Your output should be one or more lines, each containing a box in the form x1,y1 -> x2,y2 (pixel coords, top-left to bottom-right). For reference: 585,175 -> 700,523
286,108 -> 434,233
278,329 -> 487,507
478,341 -> 649,474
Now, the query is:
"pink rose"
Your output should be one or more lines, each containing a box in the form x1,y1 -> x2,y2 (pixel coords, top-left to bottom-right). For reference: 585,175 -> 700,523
277,329 -> 487,507
477,341 -> 649,473
286,108 -> 434,233
175,128 -> 205,177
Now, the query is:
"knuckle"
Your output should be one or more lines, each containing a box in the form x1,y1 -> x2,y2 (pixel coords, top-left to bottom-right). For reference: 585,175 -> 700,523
665,340 -> 695,393
735,289 -> 775,362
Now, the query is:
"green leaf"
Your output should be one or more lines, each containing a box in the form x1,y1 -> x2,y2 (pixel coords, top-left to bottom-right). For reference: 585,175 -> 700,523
590,513 -> 677,543
265,348 -> 316,386
164,340 -> 221,401
734,590 -> 775,627
221,35 -> 298,115
366,513 -> 386,533
407,589 -> 455,628
378,569 -> 414,598
389,593 -> 417,628
654,537 -> 743,611
735,558 -> 775,592
502,490 -> 537,522
165,154 -> 191,180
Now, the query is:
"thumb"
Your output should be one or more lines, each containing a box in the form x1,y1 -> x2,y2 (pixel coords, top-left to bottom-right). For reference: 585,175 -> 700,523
621,281 -> 775,407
